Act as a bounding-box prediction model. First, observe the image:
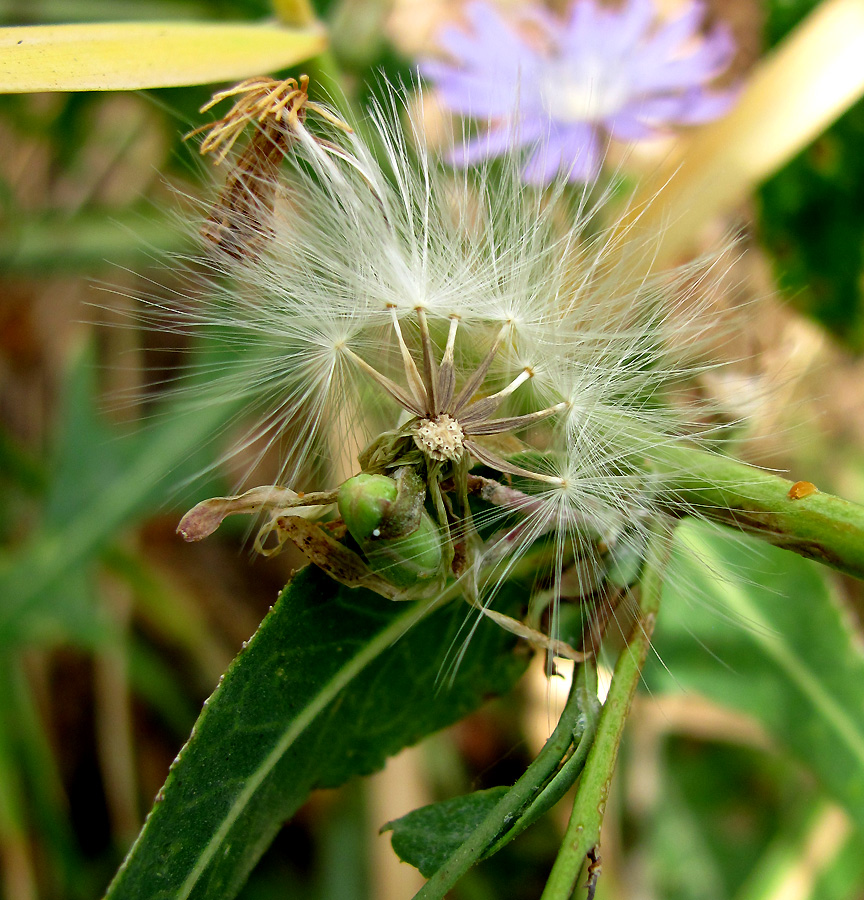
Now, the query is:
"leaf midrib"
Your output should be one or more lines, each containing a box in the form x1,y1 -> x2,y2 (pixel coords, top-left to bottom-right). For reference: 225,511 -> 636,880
687,531 -> 864,769
178,599 -> 430,898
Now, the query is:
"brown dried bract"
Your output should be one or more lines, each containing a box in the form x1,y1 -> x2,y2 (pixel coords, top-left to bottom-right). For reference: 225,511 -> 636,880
188,75 -> 352,260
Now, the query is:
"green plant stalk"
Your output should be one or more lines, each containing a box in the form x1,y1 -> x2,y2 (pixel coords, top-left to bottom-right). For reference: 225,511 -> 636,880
271,0 -> 317,27
649,443 -> 864,579
540,528 -> 669,900
0,657 -> 38,900
269,0 -> 348,117
483,665 -> 601,857
6,660 -> 81,876
412,662 -> 597,900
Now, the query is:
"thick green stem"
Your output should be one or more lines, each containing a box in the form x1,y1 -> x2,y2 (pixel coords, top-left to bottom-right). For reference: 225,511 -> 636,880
540,529 -> 669,900
271,0 -> 317,27
412,662 -> 597,900
484,664 -> 601,857
270,0 -> 354,120
650,443 -> 864,579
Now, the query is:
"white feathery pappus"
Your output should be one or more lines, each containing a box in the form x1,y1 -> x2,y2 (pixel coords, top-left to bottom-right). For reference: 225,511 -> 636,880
161,75 -> 742,666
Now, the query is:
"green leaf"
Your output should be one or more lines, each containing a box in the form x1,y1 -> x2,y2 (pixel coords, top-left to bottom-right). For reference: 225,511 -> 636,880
0,21 -> 327,92
104,566 -> 528,900
1,207 -> 190,274
0,346 -> 240,645
649,520 -> 864,833
383,788 -> 510,879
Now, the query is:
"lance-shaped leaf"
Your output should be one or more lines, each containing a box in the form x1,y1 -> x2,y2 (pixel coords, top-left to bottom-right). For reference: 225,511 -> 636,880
0,22 -> 326,93
649,520 -> 864,834
104,566 -> 528,900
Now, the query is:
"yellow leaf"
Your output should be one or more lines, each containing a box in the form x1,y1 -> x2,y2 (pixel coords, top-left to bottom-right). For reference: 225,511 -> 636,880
619,0 -> 864,267
0,21 -> 327,92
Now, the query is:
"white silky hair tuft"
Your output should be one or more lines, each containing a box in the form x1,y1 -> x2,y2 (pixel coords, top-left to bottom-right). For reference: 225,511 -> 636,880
140,83 -> 751,654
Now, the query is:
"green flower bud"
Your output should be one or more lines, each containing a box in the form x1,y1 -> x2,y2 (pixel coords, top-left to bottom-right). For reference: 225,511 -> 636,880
337,470 -> 443,589
337,474 -> 399,543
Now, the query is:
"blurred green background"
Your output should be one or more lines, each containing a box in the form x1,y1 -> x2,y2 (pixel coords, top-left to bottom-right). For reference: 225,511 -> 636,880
2,1 -> 864,899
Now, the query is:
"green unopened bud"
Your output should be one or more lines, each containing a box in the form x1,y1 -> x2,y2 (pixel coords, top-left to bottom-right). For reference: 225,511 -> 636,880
338,474 -> 398,543
338,470 -> 443,589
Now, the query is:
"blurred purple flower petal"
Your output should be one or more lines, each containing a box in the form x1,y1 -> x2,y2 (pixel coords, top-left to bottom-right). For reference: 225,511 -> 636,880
449,119 -> 545,166
421,0 -> 738,184
521,122 -> 602,183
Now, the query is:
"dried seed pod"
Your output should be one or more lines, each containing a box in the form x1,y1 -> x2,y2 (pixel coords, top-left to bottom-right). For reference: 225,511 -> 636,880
190,74 -> 352,260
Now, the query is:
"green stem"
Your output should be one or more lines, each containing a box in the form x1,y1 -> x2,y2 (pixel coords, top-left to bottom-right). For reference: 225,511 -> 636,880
269,0 -> 355,120
271,0 -> 317,27
484,664 -> 601,857
0,657 -> 38,900
651,442 -> 864,579
540,529 -> 669,900
412,662 -> 596,900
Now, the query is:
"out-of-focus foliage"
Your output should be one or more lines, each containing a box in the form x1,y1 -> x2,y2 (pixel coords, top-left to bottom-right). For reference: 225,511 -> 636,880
0,0 -> 274,24
2,1 -> 864,899
758,0 -> 864,350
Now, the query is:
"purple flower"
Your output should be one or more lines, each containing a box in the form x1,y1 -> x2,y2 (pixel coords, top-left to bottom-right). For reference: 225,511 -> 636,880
421,0 -> 737,183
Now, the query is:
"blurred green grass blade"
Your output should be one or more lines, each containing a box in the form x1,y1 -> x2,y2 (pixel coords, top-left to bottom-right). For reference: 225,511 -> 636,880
0,566 -> 115,648
734,801 -> 852,900
0,21 -> 327,92
1,207 -> 191,273
0,428 -> 46,494
650,772 -> 727,900
128,638 -> 199,735
315,781 -> 368,900
4,657 -> 85,897
0,657 -> 38,900
103,547 -> 232,689
1,339 -> 118,647
0,382 -> 236,646
0,344 -> 142,646
104,566 -> 527,900
651,520 -> 864,833
46,340 -> 137,522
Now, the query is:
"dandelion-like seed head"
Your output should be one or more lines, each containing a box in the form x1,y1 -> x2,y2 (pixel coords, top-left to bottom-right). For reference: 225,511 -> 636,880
173,80 -> 737,662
